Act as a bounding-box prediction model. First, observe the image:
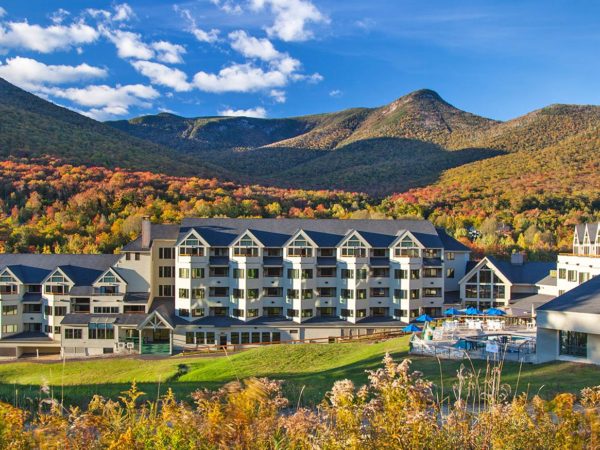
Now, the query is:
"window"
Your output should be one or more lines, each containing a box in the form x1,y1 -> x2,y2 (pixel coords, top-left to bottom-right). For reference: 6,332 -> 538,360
24,324 -> 41,332
423,288 -> 442,297
302,289 -> 314,300
317,287 -> 336,297
211,307 -> 228,316
370,288 -> 389,298
317,267 -> 336,277
493,285 -> 506,298
479,269 -> 492,283
0,284 -> 17,295
247,309 -> 259,318
0,271 -> 16,283
465,285 -> 478,298
579,272 -> 590,284
423,268 -> 442,278
232,308 -> 244,318
126,253 -> 131,261
54,326 -> 60,334
410,289 -> 420,299
241,332 -> 250,344
94,285 -> 119,295
54,306 -> 67,316
265,248 -> 282,257
371,267 -> 390,278
446,252 -> 455,260
98,273 -> 117,284
446,268 -> 455,278
88,323 -> 114,339
233,234 -> 259,257
558,268 -> 566,280
192,288 -> 205,300
2,305 -> 17,315
206,332 -> 215,344
287,309 -> 299,317
272,332 -> 281,342
124,305 -> 145,313
394,289 -> 407,300
567,270 -> 577,282
49,273 -> 65,283
287,269 -> 300,279
191,268 -> 204,279
287,289 -> 299,299
64,328 -> 82,339
395,236 -> 420,257
301,309 -> 313,318
178,268 -> 189,278
394,269 -> 407,280
301,269 -> 313,279
340,308 -> 353,318
45,285 -> 66,295
93,307 -> 119,314
179,308 -> 190,317
233,268 -> 245,279
2,324 -> 17,334
247,289 -> 259,300
341,236 -> 367,257
356,289 -> 367,300
247,268 -> 260,279
179,288 -> 190,299
159,285 -> 174,296
262,332 -> 271,343
341,269 -> 354,279
209,287 -> 229,297
341,289 -> 353,299
159,248 -> 174,259
264,307 -> 283,316
45,305 -> 52,316
179,237 -> 205,257
192,308 -> 205,317
319,248 -> 335,257
264,267 -> 282,277
186,332 -> 195,344
423,249 -> 441,258
209,267 -> 229,277
356,269 -> 368,280
410,269 -> 420,280
230,332 -> 240,344
211,247 -> 229,256
287,237 -> 313,257
372,248 -> 387,257
135,253 -> 140,261
356,309 -> 366,318
71,298 -> 90,313
263,287 -> 283,297
23,303 -> 42,314
559,331 -> 587,357
232,288 -> 244,299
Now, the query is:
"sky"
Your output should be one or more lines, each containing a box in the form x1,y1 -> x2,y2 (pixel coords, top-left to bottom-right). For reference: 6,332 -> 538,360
0,0 -> 598,121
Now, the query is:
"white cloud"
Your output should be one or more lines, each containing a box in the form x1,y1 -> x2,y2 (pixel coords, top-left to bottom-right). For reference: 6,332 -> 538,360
49,9 -> 70,25
104,29 -> 154,59
0,56 -> 107,90
0,20 -> 99,53
151,41 -> 186,64
292,72 -> 323,83
229,30 -> 281,61
0,8 -> 6,18
269,89 -> 286,103
41,83 -> 159,120
218,106 -> 267,118
250,0 -> 328,42
193,63 -> 287,93
131,60 -> 192,91
175,6 -> 220,43
210,0 -> 243,15
329,89 -> 342,97
113,4 -> 134,22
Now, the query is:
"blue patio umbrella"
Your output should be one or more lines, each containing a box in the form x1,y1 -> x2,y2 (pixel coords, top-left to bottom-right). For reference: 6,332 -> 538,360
403,324 -> 422,333
484,308 -> 506,316
444,308 -> 462,316
413,314 -> 434,323
465,306 -> 482,315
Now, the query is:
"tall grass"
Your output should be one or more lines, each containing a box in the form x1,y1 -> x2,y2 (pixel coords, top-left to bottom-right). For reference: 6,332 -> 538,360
0,354 -> 598,449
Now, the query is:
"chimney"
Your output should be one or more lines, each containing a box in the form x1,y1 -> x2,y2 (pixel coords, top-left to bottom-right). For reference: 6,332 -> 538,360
510,251 -> 525,266
141,216 -> 151,249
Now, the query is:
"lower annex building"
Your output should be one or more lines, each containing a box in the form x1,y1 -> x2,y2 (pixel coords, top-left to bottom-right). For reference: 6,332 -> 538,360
0,218 -> 470,357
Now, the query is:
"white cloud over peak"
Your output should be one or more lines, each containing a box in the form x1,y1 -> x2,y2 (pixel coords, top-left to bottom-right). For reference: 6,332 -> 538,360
229,30 -> 281,61
193,63 -> 287,93
218,106 -> 267,118
131,60 -> 192,91
41,83 -> 159,120
269,89 -> 286,103
0,56 -> 107,90
0,20 -> 99,53
151,41 -> 186,64
250,0 -> 328,42
329,89 -> 342,97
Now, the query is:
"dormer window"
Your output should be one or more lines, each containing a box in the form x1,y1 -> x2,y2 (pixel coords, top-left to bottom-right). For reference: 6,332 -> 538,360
341,236 -> 367,257
179,237 -> 205,257
233,234 -> 259,257
0,271 -> 16,283
394,236 -> 420,257
287,237 -> 313,257
98,273 -> 117,284
49,273 -> 65,283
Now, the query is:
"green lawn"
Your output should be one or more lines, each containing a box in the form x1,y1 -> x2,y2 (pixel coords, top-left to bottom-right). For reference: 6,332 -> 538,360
0,337 -> 598,409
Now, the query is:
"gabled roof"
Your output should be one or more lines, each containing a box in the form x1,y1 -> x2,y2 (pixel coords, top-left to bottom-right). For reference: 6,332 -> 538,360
178,218 -> 447,249
436,228 -> 470,252
93,267 -> 127,286
56,265 -> 105,287
460,256 -> 555,286
0,265 -> 49,284
537,276 -> 600,314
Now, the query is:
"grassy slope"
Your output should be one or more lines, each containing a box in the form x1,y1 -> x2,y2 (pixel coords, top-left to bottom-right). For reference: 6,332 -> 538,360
0,337 -> 599,408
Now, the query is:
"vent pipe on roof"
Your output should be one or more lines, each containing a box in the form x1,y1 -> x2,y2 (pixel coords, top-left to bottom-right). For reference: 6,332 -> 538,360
510,251 -> 525,266
141,216 -> 151,249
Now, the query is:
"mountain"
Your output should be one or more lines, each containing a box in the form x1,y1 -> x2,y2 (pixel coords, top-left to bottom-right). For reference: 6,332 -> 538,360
0,78 -> 227,179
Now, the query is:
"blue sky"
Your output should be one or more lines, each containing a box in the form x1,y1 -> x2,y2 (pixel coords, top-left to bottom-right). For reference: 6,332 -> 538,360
0,0 -> 598,121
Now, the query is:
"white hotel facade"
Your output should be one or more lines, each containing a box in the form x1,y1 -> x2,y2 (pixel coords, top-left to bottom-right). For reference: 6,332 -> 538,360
0,218 -> 470,358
